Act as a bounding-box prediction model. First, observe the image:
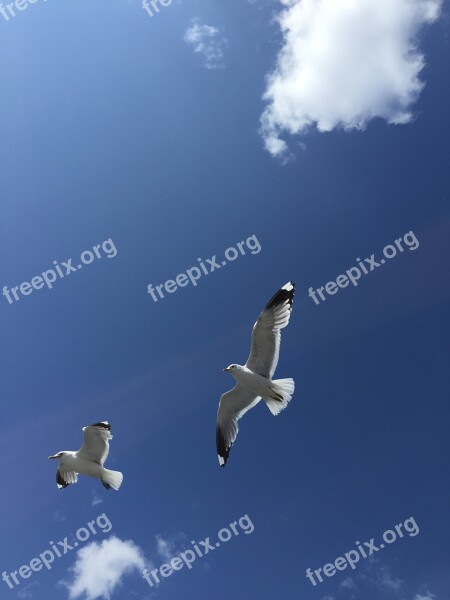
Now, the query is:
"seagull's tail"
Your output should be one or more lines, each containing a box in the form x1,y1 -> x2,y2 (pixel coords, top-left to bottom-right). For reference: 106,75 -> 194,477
264,378 -> 295,416
101,469 -> 123,491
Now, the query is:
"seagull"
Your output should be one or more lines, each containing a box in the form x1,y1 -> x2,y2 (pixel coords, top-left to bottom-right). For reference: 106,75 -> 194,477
216,282 -> 296,466
48,421 -> 123,490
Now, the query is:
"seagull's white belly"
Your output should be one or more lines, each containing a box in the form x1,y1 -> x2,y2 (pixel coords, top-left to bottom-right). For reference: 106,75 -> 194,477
233,368 -> 272,397
64,455 -> 103,478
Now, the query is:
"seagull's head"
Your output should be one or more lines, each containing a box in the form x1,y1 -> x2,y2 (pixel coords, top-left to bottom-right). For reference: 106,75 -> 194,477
223,364 -> 240,373
48,451 -> 66,460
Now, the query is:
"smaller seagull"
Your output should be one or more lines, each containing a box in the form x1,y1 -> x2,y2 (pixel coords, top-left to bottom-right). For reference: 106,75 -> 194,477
216,282 -> 296,466
48,421 -> 123,490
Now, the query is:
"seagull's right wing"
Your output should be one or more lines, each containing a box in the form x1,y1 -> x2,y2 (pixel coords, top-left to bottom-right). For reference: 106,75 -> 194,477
246,282 -> 295,378
216,385 -> 260,467
57,466 -> 78,489
77,421 -> 112,466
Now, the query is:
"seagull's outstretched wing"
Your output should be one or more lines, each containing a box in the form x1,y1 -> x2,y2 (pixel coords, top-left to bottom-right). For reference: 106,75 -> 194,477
57,466 -> 78,489
246,282 -> 295,378
77,421 -> 112,466
216,385 -> 260,466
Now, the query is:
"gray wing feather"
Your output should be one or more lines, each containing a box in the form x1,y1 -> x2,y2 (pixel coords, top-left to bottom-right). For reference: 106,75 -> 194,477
246,282 -> 295,378
216,385 -> 260,466
77,421 -> 112,466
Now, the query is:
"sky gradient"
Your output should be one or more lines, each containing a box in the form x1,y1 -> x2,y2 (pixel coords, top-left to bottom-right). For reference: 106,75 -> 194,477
1,1 -> 449,600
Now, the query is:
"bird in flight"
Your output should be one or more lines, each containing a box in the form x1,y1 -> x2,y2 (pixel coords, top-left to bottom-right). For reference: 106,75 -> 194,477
48,421 -> 123,490
216,282 -> 296,466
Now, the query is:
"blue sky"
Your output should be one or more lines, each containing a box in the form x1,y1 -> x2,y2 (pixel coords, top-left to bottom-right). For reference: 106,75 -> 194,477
0,1 -> 449,599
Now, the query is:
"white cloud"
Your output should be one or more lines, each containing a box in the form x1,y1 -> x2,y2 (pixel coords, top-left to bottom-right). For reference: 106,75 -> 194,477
376,565 -> 403,592
63,537 -> 146,600
260,0 -> 442,158
359,561 -> 403,594
155,535 -> 176,562
17,582 -> 39,599
340,577 -> 357,590
91,493 -> 103,507
334,561 -> 439,600
155,532 -> 187,562
52,510 -> 67,522
184,22 -> 228,69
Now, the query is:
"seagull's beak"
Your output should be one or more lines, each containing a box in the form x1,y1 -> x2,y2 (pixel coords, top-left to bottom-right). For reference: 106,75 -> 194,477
223,367 -> 230,372
48,454 -> 59,459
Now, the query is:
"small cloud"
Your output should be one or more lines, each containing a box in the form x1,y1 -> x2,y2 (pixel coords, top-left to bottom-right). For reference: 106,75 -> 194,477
335,561 -> 438,600
92,493 -> 103,507
360,563 -> 403,594
155,533 -> 186,563
17,582 -> 39,599
62,536 -> 146,600
156,536 -> 176,563
184,22 -> 228,69
377,566 -> 403,592
340,577 -> 357,591
260,0 -> 442,159
52,511 -> 67,523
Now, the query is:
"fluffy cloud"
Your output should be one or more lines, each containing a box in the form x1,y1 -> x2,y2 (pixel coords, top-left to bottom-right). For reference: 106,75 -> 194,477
63,537 -> 146,600
260,0 -> 442,158
155,532 -> 187,562
374,565 -> 403,592
184,23 -> 227,69
334,561 -> 440,600
155,535 -> 177,562
340,577 -> 357,591
91,493 -> 102,507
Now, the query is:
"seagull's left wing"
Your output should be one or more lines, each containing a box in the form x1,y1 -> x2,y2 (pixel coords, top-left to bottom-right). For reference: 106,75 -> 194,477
216,385 -> 260,466
57,466 -> 78,489
246,282 -> 295,378
77,421 -> 112,466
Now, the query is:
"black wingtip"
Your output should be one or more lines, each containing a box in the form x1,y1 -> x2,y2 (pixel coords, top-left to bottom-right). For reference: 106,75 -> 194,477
216,427 -> 231,467
265,282 -> 295,311
101,480 -> 112,490
56,470 -> 70,489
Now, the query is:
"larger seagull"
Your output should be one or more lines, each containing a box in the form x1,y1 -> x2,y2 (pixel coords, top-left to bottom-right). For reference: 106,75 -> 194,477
48,421 -> 123,490
216,282 -> 295,466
